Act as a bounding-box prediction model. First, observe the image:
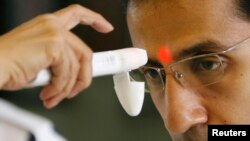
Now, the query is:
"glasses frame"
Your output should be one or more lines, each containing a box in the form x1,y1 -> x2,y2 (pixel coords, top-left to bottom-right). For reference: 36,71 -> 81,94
135,37 -> 250,93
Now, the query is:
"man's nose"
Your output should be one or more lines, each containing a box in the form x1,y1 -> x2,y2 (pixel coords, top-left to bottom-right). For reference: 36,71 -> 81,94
164,76 -> 208,134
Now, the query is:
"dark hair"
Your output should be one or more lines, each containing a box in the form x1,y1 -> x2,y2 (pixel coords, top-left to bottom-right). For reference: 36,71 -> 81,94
121,0 -> 129,8
236,0 -> 250,20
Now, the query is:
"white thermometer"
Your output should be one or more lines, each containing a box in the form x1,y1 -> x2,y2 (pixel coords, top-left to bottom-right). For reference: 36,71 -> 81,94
27,48 -> 148,116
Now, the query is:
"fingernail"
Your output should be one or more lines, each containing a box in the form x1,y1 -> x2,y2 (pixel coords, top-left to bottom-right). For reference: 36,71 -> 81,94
106,23 -> 114,31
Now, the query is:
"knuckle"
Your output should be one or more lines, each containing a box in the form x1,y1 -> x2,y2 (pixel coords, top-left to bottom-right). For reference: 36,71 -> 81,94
68,4 -> 83,11
41,14 -> 56,20
49,33 -> 64,46
82,48 -> 93,61
37,14 -> 58,25
95,13 -> 104,19
45,36 -> 64,60
45,30 -> 64,48
37,15 -> 64,48
37,14 -> 61,33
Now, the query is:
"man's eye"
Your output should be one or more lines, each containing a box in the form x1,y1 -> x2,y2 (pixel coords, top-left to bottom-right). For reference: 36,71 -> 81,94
192,57 -> 221,72
143,69 -> 160,79
197,60 -> 220,70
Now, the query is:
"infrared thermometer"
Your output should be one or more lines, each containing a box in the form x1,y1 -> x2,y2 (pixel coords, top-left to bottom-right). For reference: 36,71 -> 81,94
26,48 -> 148,116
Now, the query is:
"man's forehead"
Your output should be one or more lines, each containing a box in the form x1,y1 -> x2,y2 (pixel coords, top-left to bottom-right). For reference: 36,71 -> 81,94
128,0 -> 213,46
128,0 -> 235,22
128,0 -> 240,44
127,0 -> 250,62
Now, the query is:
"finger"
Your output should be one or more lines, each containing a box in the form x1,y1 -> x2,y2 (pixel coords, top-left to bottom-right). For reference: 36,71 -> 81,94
43,92 -> 67,109
64,31 -> 93,98
44,48 -> 79,108
69,57 -> 92,99
40,46 -> 70,101
53,4 -> 114,32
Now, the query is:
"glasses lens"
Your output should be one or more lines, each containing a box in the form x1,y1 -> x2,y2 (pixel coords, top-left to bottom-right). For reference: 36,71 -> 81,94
129,69 -> 150,93
171,55 -> 224,86
130,67 -> 165,93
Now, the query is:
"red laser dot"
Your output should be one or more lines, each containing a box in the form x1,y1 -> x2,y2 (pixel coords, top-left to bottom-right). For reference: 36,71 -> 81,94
158,46 -> 173,64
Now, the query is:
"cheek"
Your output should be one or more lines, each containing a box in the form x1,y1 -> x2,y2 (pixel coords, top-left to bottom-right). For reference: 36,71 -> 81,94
150,92 -> 167,118
204,64 -> 250,124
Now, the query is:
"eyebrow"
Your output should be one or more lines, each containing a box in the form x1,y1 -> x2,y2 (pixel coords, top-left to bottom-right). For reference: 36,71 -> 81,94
175,41 -> 226,60
145,40 -> 227,67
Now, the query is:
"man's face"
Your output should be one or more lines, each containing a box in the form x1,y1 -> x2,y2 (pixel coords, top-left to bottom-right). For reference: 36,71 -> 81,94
127,0 -> 250,141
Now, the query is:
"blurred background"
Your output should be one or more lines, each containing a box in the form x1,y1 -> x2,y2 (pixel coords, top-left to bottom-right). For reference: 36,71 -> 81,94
0,0 -> 171,141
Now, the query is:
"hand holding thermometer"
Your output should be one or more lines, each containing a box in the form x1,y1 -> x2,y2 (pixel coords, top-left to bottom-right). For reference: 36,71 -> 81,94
26,48 -> 148,116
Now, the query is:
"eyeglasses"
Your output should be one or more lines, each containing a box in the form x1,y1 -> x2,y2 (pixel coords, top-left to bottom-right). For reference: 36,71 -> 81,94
130,37 -> 250,94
